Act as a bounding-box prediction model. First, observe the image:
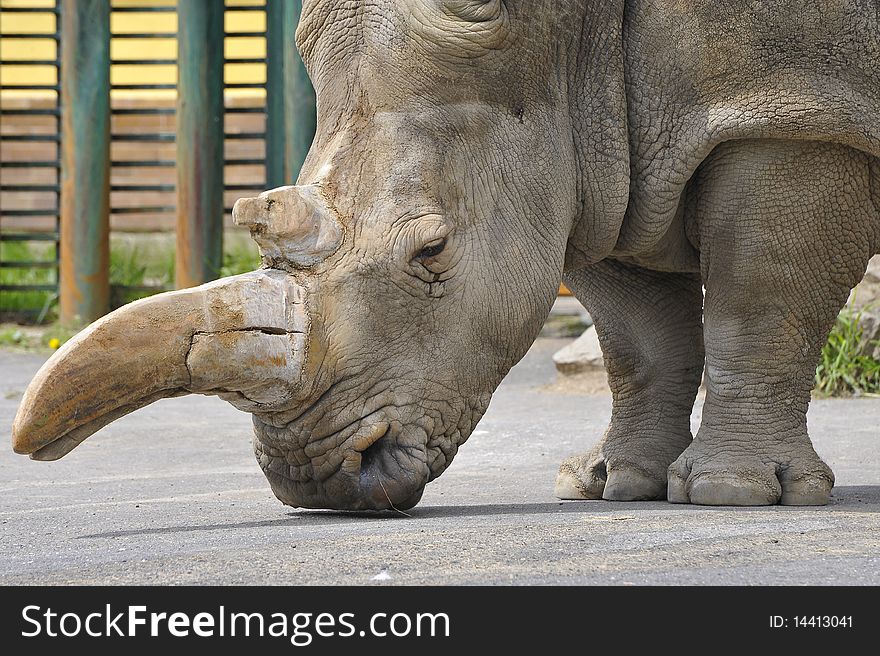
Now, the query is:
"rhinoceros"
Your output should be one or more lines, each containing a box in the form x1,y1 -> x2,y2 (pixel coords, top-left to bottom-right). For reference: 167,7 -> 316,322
12,0 -> 880,510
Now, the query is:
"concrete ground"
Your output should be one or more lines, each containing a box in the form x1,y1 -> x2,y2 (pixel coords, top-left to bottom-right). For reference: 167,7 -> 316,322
1,338 -> 878,585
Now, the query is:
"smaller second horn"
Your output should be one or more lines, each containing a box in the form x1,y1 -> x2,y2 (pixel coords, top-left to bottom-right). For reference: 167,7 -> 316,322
233,184 -> 342,268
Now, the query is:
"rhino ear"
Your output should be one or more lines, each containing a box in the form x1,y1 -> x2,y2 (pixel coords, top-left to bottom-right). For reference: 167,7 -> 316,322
441,0 -> 504,22
233,185 -> 343,268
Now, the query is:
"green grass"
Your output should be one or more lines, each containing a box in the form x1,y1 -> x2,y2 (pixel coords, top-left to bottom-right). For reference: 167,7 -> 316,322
814,305 -> 880,397
220,239 -> 261,277
0,323 -> 79,351
109,243 -> 152,307
0,241 -> 58,322
109,243 -> 149,287
0,326 -> 27,347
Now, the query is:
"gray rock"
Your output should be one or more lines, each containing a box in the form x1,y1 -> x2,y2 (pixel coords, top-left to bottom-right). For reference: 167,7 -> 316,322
552,325 -> 604,375
856,309 -> 880,360
863,254 -> 880,284
850,255 -> 880,359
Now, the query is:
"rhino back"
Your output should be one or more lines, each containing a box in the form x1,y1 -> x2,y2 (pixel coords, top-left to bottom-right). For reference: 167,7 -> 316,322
613,0 -> 880,269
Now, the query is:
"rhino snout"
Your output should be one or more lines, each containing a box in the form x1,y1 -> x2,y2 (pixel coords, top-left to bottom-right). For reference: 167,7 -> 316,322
253,414 -> 431,512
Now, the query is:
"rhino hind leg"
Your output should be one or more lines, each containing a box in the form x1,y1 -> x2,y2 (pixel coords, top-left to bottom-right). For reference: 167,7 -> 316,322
669,139 -> 880,506
555,259 -> 705,501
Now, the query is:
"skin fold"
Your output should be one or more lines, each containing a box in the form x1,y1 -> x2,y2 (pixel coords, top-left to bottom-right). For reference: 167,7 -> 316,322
11,0 -> 880,510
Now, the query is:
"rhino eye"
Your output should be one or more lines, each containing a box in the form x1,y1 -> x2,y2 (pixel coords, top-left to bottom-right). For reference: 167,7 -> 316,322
417,238 -> 447,259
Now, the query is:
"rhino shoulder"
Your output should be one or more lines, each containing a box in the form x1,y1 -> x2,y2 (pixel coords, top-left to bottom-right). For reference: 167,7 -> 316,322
613,0 -> 880,262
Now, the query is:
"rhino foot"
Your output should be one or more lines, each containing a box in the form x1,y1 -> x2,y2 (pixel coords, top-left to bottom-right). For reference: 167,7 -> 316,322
667,437 -> 834,506
555,445 -> 667,502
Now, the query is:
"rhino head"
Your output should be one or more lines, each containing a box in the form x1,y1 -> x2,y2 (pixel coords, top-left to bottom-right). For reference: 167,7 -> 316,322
12,0 -> 628,511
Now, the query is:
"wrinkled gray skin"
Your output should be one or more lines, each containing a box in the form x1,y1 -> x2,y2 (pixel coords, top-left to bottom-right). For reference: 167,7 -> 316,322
12,0 -> 880,511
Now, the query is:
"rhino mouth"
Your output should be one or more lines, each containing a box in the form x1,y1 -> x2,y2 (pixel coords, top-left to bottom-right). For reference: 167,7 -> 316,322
258,390 -> 495,511
253,410 -> 431,511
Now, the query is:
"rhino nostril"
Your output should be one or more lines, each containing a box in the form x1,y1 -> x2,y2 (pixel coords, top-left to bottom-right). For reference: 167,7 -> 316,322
359,427 -> 389,474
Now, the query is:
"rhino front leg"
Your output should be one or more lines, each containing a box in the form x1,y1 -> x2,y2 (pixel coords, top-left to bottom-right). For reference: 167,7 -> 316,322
555,259 -> 704,501
669,139 -> 879,506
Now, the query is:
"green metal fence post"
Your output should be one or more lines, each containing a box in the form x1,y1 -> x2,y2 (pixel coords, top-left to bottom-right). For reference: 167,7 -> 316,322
266,0 -> 316,188
175,0 -> 224,289
59,0 -> 111,324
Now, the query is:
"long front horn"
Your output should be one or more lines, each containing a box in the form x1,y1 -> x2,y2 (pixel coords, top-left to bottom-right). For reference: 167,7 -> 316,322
12,270 -> 306,461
